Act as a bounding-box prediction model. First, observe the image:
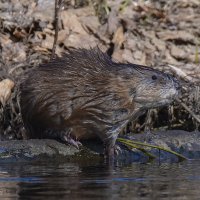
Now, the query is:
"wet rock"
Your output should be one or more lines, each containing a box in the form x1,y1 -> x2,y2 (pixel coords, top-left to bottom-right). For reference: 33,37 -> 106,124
129,130 -> 200,162
0,139 -> 85,163
0,130 -> 200,163
0,139 -> 145,163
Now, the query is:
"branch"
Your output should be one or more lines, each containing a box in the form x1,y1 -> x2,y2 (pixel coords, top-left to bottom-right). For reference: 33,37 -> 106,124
176,98 -> 200,124
168,64 -> 193,82
51,0 -> 63,59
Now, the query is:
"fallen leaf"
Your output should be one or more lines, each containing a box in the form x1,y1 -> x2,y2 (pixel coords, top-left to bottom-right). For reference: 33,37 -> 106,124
41,34 -> 54,50
61,11 -> 87,35
33,0 -> 54,22
112,26 -> 124,49
2,42 -> 26,63
63,33 -> 98,49
0,33 -> 12,46
164,50 -> 180,65
150,35 -> 166,51
0,79 -> 15,106
122,49 -> 135,63
157,31 -> 196,44
58,29 -> 70,43
80,16 -> 100,34
112,49 -> 123,62
13,27 -> 27,39
107,9 -> 119,35
170,45 -> 187,60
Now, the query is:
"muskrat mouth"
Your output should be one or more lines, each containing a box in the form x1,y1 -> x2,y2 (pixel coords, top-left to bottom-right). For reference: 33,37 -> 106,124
135,95 -> 175,109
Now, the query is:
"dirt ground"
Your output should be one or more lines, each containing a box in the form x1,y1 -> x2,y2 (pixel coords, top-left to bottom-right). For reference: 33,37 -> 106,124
0,0 -> 199,140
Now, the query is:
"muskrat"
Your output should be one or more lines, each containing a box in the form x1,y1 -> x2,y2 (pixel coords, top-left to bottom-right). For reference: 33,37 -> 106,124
20,48 -> 180,158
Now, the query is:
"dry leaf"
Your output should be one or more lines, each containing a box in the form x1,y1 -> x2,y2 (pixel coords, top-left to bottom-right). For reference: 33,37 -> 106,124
122,49 -> 135,63
2,42 -> 26,63
63,33 -> 98,49
157,31 -> 196,44
0,79 -> 15,106
80,16 -> 100,34
61,11 -> 87,35
112,49 -> 123,62
41,34 -> 54,50
112,26 -> 124,49
13,27 -> 27,39
107,10 -> 119,35
58,29 -> 69,43
170,45 -> 187,60
33,0 -> 54,22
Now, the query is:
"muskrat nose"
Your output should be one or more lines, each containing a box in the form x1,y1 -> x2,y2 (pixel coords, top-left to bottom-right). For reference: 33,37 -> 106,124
167,74 -> 181,90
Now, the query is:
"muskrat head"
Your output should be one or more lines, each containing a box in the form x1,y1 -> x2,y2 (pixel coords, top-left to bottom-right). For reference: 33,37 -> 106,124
127,65 -> 180,109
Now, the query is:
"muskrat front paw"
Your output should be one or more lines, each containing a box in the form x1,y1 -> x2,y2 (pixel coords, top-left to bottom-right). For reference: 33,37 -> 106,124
60,130 -> 82,149
63,136 -> 82,149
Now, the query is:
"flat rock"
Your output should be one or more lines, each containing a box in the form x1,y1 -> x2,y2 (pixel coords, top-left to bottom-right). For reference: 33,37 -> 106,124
0,130 -> 199,163
129,130 -> 200,162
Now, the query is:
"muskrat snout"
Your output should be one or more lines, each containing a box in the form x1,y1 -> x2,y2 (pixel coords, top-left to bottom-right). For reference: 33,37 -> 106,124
167,74 -> 181,91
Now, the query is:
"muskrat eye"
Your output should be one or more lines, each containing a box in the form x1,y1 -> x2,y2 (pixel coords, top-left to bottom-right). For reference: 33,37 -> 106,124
152,75 -> 157,80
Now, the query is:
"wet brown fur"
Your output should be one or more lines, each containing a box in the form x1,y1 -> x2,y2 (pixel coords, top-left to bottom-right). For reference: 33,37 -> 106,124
20,48 -> 179,156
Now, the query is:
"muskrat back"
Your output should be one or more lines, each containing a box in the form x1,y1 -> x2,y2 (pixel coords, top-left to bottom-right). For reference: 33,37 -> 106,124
20,48 -> 180,157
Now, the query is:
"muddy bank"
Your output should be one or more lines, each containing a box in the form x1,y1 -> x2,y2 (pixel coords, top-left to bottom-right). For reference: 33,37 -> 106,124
0,130 -> 199,163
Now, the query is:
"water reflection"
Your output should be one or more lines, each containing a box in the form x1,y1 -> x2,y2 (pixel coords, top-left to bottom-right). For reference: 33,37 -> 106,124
0,160 -> 200,199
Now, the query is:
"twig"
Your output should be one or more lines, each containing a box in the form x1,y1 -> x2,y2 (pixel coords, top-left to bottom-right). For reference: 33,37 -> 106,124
120,142 -> 156,160
168,64 -> 193,82
176,98 -> 200,124
117,138 -> 187,161
51,0 -> 63,59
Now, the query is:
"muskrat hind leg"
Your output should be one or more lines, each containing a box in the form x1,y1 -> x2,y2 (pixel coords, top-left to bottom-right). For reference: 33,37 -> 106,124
104,144 -> 121,157
104,135 -> 121,161
61,128 -> 82,149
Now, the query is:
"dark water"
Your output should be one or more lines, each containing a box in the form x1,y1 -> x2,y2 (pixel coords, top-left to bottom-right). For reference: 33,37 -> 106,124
0,160 -> 200,200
